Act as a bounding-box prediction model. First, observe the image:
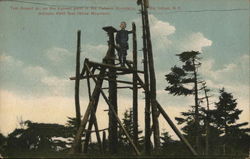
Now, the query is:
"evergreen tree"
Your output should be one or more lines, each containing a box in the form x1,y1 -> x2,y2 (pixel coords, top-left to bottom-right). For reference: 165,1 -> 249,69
118,108 -> 143,153
160,130 -> 196,155
212,88 -> 250,154
65,117 -> 79,137
118,109 -> 133,147
165,51 -> 202,150
6,120 -> 72,155
0,133 -> 6,156
160,130 -> 173,150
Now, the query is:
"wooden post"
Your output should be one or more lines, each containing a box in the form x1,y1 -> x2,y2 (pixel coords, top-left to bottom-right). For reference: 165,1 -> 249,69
139,1 -> 151,154
141,0 -> 160,151
83,70 -> 103,153
83,29 -> 118,153
125,67 -> 198,156
84,114 -> 103,153
83,72 -> 102,153
75,30 -> 81,130
93,117 -> 103,153
155,101 -> 198,156
85,63 -> 141,155
86,70 -> 92,100
102,130 -> 107,153
83,113 -> 102,153
69,61 -> 106,154
132,22 -> 139,147
102,26 -> 118,154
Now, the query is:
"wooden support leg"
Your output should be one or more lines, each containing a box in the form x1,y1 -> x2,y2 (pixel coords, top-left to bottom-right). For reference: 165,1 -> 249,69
142,1 -> 161,151
85,63 -> 141,155
83,68 -> 104,153
125,63 -> 198,156
93,116 -> 103,153
108,66 -> 118,154
155,101 -> 198,156
133,7 -> 151,153
86,71 -> 92,100
75,30 -> 81,130
69,64 -> 106,154
83,113 -> 103,153
102,130 -> 107,153
84,69 -> 103,153
83,85 -> 102,153
132,22 -> 139,147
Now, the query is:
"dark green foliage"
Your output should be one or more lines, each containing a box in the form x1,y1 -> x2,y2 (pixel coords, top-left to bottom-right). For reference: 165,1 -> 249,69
0,133 -> 7,155
213,88 -> 242,128
118,108 -> 143,153
160,130 -> 173,149
211,88 -> 250,154
166,51 -> 202,152
175,110 -> 199,149
6,120 -> 74,155
2,96 -> 249,157
118,109 -> 133,147
159,130 -> 194,155
177,51 -> 200,62
165,66 -> 193,96
65,117 -> 79,137
165,51 -> 201,96
165,51 -> 249,155
175,88 -> 250,155
175,107 -> 206,149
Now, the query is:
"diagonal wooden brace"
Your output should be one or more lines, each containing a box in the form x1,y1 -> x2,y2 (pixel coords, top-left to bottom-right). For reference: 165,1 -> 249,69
85,62 -> 141,156
126,61 -> 198,156
69,63 -> 106,154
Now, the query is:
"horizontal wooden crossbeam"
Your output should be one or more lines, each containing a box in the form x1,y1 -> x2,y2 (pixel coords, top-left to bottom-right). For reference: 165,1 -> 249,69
70,60 -> 143,80
70,74 -> 105,80
102,86 -> 140,90
84,128 -> 109,133
102,77 -> 136,85
85,62 -> 141,155
88,60 -> 144,74
126,61 -> 198,156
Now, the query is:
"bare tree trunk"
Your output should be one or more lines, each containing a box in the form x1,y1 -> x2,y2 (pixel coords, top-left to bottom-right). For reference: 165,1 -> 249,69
193,58 -> 200,153
203,84 -> 210,155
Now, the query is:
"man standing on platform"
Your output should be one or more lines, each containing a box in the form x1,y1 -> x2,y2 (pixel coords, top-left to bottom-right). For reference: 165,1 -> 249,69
115,21 -> 132,67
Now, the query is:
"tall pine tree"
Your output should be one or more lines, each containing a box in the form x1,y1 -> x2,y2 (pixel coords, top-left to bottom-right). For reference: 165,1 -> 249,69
165,51 -> 202,151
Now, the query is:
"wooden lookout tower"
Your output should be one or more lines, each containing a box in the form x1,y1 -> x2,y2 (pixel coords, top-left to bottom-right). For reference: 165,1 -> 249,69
69,0 -> 198,156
